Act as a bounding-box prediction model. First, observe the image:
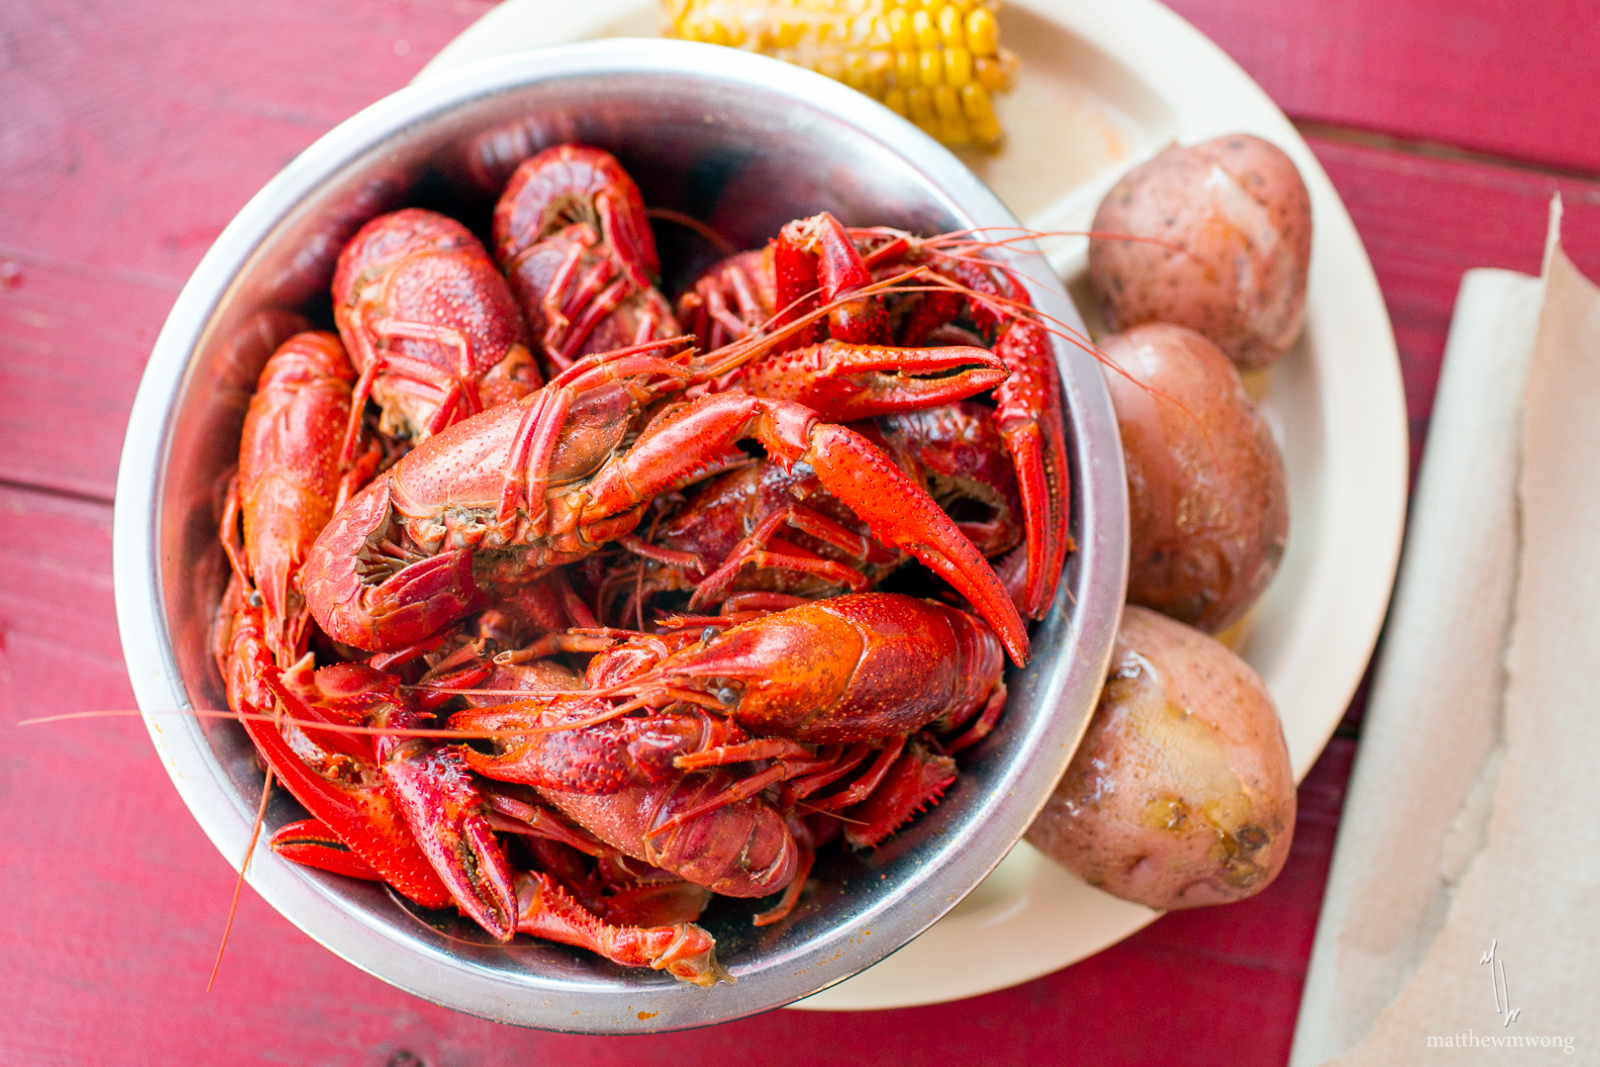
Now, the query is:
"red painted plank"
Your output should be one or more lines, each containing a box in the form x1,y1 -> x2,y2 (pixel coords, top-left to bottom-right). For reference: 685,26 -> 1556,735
0,0 -> 487,500
0,260 -> 178,498
0,477 -> 1349,1064
0,0 -> 486,280
1166,0 -> 1600,175
1304,133 -> 1600,481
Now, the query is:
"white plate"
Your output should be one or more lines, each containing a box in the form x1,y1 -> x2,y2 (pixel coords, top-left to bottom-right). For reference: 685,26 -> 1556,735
417,0 -> 1408,1010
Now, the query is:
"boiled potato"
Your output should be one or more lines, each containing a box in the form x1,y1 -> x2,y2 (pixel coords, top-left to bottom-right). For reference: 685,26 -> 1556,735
1026,606 -> 1295,910
1088,134 -> 1312,370
1103,323 -> 1288,633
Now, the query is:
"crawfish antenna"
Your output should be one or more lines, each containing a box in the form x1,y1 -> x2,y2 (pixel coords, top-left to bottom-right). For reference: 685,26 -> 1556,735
208,766 -> 274,992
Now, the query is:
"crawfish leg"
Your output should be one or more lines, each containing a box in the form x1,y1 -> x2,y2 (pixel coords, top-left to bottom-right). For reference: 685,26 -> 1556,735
370,318 -> 484,434
840,738 -> 958,849
944,679 -> 1009,753
753,837 -> 814,928
495,338 -> 696,527
688,504 -> 895,609
556,272 -> 633,365
341,323 -> 481,464
514,872 -> 730,987
381,740 -> 520,941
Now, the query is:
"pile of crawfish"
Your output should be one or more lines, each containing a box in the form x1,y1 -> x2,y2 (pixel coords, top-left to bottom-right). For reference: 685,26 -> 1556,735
212,144 -> 1071,986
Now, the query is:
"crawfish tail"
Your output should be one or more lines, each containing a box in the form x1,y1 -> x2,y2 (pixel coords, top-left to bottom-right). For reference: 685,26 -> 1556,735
541,772 -> 798,899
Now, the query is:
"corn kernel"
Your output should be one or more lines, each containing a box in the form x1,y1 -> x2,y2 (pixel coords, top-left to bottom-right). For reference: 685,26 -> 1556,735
884,86 -> 909,116
911,8 -> 940,48
943,45 -> 971,85
934,85 -> 969,143
996,45 -> 1018,88
893,49 -> 918,86
918,49 -> 942,86
960,82 -> 1001,144
937,3 -> 964,45
973,54 -> 1005,90
965,6 -> 997,55
886,7 -> 914,49
907,85 -> 937,130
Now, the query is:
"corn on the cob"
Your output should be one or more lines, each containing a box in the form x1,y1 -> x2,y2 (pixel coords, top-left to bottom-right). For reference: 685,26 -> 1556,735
663,0 -> 1019,149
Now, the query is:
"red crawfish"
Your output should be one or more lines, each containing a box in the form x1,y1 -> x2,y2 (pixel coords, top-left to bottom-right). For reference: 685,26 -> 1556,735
299,341 -> 1031,665
680,214 -> 1072,619
451,593 -> 1009,902
219,331 -> 378,661
236,621 -> 729,983
332,207 -> 541,461
855,225 -> 1072,620
606,399 -> 1025,618
213,329 -> 521,938
680,213 -> 1012,422
213,576 -> 461,912
492,144 -> 681,375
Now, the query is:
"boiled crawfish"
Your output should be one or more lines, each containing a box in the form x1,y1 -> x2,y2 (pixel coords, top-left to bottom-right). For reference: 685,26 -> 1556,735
333,207 -> 541,460
493,144 -> 682,374
454,592 -> 1007,892
680,214 -> 1072,618
299,341 -> 1030,664
604,398 -> 1025,619
206,143 -> 1059,983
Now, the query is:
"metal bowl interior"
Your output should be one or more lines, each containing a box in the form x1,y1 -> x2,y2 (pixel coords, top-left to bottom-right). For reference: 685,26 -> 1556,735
112,39 -> 1126,1032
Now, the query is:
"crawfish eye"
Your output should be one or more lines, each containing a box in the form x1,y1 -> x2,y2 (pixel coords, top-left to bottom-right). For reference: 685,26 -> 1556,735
714,686 -> 739,708
246,590 -> 263,608
699,626 -> 717,647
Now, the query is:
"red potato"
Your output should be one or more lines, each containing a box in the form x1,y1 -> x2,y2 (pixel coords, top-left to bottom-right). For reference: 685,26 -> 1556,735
1088,134 -> 1312,371
1026,606 -> 1295,910
1102,323 -> 1289,633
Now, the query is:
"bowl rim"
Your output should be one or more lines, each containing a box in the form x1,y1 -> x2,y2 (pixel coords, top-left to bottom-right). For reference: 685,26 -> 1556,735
112,37 -> 1128,1032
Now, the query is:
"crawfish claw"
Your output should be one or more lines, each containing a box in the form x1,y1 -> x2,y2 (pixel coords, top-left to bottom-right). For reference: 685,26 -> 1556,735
382,743 -> 520,941
734,340 -> 1008,422
515,872 -> 731,987
269,818 -> 383,882
303,476 -> 481,651
797,422 -> 1030,665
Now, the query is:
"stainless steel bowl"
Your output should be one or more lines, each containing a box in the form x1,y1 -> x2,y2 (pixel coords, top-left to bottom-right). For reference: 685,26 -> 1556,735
113,39 -> 1127,1032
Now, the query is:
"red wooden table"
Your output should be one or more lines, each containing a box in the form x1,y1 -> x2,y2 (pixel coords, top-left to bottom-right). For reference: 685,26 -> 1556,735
3,2 -> 1598,1063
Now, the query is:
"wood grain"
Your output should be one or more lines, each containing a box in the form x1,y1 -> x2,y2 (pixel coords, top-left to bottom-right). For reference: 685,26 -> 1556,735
1168,0 -> 1600,175
1306,133 -> 1600,480
5,0 -> 1597,1060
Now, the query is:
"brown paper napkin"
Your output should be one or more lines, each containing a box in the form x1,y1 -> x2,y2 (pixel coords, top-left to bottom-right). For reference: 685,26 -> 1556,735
1291,198 -> 1600,1064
